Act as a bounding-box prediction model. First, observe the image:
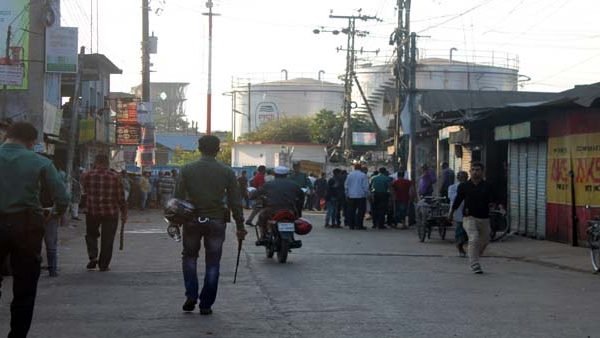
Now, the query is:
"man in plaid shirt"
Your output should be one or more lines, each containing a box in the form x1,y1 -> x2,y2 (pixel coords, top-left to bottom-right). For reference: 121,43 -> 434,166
81,154 -> 127,271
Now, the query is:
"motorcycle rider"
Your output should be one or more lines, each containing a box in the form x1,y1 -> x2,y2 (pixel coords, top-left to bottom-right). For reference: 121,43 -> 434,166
253,166 -> 305,244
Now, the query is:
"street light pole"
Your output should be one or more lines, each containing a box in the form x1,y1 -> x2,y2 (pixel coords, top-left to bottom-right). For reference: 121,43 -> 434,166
203,1 -> 220,135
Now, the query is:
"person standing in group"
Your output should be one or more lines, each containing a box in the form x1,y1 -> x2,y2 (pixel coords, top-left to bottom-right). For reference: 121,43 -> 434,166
0,122 -> 69,337
314,172 -> 328,211
237,170 -> 250,209
345,163 -> 369,230
158,171 -> 176,207
418,164 -> 437,197
439,162 -> 455,199
449,162 -> 501,274
448,171 -> 469,257
245,165 -> 266,226
175,135 -> 247,315
121,170 -> 131,206
265,168 -> 275,183
336,170 -> 348,227
370,168 -> 392,229
324,169 -> 341,228
139,172 -> 151,210
81,154 -> 127,272
391,170 -> 415,229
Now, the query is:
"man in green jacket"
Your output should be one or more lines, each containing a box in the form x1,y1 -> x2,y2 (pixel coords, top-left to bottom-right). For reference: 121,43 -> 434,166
175,135 -> 247,315
0,122 -> 69,337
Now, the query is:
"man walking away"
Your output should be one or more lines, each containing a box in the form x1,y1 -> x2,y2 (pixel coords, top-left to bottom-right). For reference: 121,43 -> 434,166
81,155 -> 127,271
449,171 -> 468,257
345,163 -> 369,230
439,162 -> 455,199
370,168 -> 391,229
0,122 -> 69,337
159,171 -> 176,207
175,135 -> 247,315
449,162 -> 501,274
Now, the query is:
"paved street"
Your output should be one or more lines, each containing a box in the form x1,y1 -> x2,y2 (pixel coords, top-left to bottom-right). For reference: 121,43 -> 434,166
2,209 -> 600,338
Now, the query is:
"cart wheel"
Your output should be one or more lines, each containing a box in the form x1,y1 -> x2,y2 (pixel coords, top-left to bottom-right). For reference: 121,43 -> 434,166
439,226 -> 447,240
418,224 -> 426,242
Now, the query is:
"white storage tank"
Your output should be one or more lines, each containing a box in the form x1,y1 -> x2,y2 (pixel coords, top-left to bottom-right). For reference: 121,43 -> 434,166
417,57 -> 519,91
232,78 -> 344,141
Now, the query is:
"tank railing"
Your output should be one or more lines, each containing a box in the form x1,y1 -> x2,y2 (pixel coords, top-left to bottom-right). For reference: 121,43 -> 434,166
230,72 -> 343,88
418,49 -> 519,70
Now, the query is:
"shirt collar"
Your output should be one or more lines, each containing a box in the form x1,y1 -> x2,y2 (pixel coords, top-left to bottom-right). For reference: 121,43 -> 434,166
200,155 -> 217,162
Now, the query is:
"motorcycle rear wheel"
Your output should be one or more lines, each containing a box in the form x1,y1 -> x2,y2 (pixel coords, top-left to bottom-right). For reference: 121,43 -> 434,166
277,240 -> 289,263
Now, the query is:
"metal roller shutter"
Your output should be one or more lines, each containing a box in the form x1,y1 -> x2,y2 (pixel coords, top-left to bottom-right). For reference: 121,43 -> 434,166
509,142 -> 520,233
518,143 -> 528,235
526,142 -> 538,237
536,141 -> 547,239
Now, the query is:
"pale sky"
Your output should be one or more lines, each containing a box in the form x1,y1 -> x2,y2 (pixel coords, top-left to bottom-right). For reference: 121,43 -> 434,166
61,0 -> 600,132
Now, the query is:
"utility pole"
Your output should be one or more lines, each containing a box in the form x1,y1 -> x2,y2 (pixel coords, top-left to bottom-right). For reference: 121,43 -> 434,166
325,11 -> 381,160
141,0 -> 150,102
408,32 -> 417,181
390,0 -> 411,175
203,0 -> 220,135
65,51 -> 83,192
247,82 -> 251,134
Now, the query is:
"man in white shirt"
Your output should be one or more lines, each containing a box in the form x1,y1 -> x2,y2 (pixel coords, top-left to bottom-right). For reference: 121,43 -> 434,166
448,171 -> 468,256
344,163 -> 370,230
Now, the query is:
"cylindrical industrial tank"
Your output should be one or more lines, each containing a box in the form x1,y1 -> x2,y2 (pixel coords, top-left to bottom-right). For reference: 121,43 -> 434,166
232,78 -> 344,141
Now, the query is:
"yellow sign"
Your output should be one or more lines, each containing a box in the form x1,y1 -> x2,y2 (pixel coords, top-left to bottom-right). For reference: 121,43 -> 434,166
547,132 -> 600,206
79,119 -> 95,143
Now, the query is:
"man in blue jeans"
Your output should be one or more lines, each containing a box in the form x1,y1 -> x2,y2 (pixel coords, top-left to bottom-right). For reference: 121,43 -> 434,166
175,135 -> 247,315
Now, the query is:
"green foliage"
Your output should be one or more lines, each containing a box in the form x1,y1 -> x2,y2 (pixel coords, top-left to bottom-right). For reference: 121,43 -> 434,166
240,117 -> 312,143
310,109 -> 341,145
169,132 -> 233,166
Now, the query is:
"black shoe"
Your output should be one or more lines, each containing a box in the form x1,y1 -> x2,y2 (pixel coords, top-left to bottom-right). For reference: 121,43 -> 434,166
199,308 -> 213,315
255,238 -> 269,246
86,259 -> 97,270
182,299 -> 197,312
245,221 -> 254,227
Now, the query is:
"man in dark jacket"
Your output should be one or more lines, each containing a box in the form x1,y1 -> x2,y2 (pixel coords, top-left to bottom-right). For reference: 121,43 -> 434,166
314,173 -> 328,211
254,166 -> 304,242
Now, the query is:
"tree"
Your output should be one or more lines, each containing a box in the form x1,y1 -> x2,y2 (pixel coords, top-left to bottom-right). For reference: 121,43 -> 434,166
169,133 -> 233,166
310,109 -> 341,145
240,117 -> 312,143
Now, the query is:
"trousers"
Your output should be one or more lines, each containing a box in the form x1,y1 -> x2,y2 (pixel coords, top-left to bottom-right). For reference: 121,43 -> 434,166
181,219 -> 226,310
0,211 -> 45,338
85,214 -> 119,269
463,216 -> 491,269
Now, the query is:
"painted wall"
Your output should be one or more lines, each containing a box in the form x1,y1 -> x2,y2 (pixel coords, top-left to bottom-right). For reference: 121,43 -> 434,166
546,109 -> 600,244
232,143 -> 327,168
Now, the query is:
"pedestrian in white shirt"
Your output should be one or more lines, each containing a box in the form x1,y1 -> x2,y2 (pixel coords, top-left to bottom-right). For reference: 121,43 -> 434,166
448,171 -> 468,256
344,163 -> 370,230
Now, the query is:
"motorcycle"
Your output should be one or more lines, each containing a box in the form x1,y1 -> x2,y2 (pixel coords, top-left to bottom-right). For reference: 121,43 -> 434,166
256,209 -> 312,263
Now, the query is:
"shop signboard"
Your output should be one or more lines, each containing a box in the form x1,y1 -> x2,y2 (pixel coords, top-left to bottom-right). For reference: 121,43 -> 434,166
45,27 -> 78,73
116,124 -> 141,145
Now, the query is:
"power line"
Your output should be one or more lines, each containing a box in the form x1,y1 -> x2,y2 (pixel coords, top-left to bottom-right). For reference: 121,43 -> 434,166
417,0 -> 496,34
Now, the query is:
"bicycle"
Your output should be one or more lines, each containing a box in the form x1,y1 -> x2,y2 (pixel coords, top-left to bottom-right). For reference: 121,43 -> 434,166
490,209 -> 510,242
586,217 -> 600,273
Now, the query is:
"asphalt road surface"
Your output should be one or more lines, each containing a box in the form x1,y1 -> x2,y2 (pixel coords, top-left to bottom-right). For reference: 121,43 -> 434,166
2,209 -> 600,338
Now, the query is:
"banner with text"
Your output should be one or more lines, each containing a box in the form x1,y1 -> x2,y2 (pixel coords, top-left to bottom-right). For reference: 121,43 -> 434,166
547,132 -> 600,207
